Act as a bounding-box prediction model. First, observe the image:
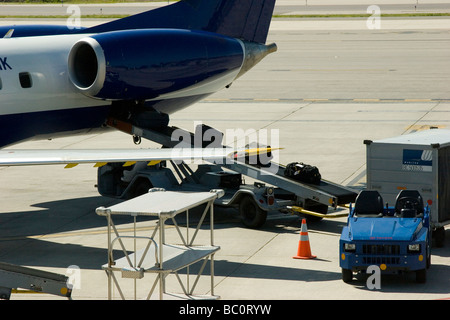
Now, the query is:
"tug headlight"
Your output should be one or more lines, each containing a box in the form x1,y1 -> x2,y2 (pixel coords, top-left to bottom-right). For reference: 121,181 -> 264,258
344,243 -> 356,252
408,244 -> 421,252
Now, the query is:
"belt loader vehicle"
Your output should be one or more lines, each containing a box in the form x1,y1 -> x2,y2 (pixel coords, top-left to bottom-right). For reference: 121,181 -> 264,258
98,120 -> 358,228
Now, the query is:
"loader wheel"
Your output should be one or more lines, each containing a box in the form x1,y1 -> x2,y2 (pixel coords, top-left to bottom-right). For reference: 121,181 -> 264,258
239,196 -> 267,229
130,178 -> 152,198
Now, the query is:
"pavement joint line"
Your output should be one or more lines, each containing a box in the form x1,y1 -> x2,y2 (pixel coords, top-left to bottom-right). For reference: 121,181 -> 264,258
258,100 -> 313,131
402,101 -> 443,135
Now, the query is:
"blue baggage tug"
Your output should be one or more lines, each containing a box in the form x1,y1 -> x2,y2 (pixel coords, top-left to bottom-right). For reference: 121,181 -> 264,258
340,190 -> 431,283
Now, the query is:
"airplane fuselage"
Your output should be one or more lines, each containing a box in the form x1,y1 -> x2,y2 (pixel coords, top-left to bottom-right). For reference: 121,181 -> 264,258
0,0 -> 277,148
0,34 -> 110,147
0,31 -> 247,147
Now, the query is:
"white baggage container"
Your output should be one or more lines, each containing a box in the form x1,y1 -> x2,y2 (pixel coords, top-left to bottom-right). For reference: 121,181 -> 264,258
365,129 -> 450,246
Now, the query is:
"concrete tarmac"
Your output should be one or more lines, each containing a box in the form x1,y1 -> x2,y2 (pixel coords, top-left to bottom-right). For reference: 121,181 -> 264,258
0,1 -> 449,16
0,12 -> 449,301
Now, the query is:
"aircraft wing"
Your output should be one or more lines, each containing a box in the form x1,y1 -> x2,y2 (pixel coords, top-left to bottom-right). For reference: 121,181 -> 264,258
0,147 -> 277,168
0,148 -> 235,168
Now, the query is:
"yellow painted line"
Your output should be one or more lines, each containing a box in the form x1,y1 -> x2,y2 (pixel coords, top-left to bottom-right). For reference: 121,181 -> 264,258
406,124 -> 446,132
353,99 -> 380,102
404,99 -> 432,102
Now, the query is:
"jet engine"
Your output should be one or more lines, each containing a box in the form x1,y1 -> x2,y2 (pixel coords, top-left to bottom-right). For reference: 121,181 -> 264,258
68,29 -> 244,101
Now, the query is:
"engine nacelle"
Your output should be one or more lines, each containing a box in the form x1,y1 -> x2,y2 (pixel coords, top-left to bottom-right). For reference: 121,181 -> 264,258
68,29 -> 244,101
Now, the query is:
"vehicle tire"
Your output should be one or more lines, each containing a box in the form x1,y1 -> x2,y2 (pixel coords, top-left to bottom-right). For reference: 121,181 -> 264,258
426,243 -> 431,269
416,268 -> 426,283
342,268 -> 353,283
434,227 -> 445,248
239,196 -> 267,229
130,178 -> 152,198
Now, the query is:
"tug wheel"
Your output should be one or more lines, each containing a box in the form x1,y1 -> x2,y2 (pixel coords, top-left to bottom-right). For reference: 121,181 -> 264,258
434,227 -> 445,248
342,268 -> 353,283
416,268 -> 427,283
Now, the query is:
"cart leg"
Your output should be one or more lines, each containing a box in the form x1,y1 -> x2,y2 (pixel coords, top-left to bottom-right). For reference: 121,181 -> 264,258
211,253 -> 215,296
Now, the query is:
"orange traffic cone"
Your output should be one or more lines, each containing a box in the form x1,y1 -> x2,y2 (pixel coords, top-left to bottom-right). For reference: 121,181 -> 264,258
293,218 -> 316,259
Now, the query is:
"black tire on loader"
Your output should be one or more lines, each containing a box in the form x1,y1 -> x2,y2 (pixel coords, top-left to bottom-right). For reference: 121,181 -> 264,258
239,195 -> 267,229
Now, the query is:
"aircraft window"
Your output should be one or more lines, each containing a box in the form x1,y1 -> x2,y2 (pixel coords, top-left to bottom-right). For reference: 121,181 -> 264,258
19,72 -> 33,88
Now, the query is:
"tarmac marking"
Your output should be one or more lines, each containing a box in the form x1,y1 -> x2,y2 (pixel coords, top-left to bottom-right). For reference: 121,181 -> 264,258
0,224 -> 163,241
405,124 -> 447,132
353,99 -> 383,102
253,98 -> 281,102
303,98 -> 329,102
203,98 -> 450,103
404,99 -> 433,102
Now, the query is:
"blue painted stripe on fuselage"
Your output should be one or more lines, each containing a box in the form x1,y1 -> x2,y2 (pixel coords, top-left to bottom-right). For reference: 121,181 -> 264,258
0,93 -> 212,148
0,105 -> 110,148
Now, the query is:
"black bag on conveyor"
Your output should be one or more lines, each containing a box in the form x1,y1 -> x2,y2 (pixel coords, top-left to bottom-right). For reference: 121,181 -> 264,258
284,162 -> 321,185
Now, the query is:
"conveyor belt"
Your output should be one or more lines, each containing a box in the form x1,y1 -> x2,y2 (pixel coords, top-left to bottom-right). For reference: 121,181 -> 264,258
275,164 -> 357,205
224,161 -> 358,208
0,262 -> 72,299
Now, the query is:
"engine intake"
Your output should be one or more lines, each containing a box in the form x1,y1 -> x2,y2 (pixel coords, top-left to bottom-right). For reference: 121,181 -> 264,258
68,37 -> 106,97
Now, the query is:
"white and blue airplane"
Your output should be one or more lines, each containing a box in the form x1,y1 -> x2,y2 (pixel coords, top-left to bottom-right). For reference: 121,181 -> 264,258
0,0 -> 277,167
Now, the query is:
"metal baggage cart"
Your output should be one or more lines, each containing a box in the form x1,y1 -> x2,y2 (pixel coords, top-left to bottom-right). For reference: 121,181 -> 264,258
96,188 -> 223,300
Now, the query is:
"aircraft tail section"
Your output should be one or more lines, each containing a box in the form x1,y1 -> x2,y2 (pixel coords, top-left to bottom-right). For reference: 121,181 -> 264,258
84,0 -> 276,44
204,0 -> 276,43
